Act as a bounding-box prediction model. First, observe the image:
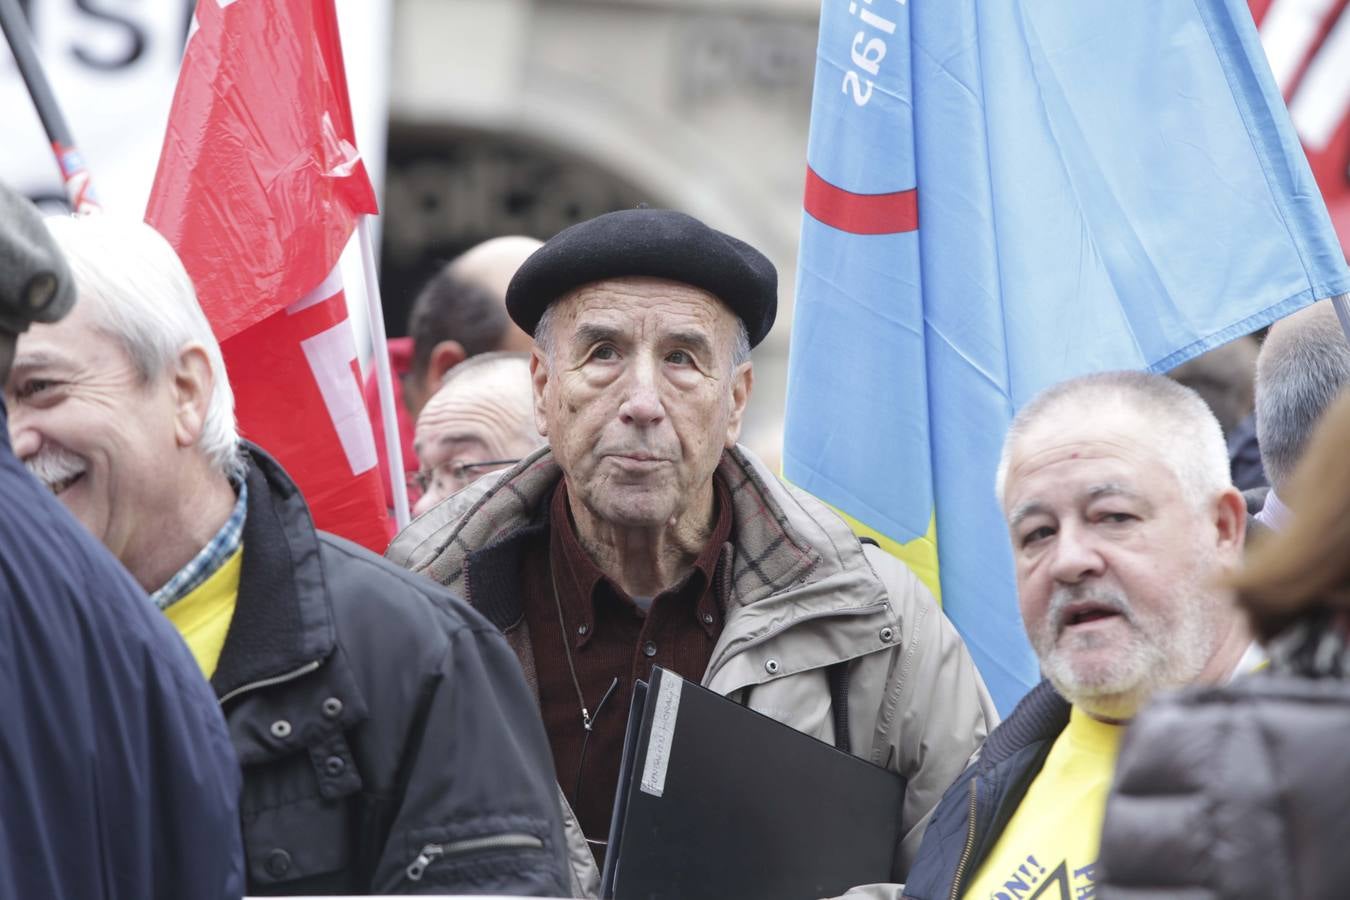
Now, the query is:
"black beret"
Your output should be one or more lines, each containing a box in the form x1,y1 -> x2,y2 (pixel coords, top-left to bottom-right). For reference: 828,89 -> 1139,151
506,208 -> 777,347
0,182 -> 74,335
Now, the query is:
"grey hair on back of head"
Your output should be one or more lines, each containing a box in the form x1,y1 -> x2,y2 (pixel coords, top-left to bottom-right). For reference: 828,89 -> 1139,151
1255,301 -> 1350,491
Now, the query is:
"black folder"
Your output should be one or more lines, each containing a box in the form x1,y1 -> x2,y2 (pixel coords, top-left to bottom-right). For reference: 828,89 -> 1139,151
600,666 -> 906,900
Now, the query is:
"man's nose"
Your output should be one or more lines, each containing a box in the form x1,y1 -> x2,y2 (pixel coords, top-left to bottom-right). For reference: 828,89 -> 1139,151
617,357 -> 665,427
1047,524 -> 1106,585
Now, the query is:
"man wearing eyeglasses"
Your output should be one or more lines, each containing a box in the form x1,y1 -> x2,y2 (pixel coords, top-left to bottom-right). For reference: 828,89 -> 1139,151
389,208 -> 997,898
411,351 -> 544,517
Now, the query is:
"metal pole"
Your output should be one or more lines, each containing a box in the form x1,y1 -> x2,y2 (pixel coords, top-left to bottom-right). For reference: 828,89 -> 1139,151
357,215 -> 411,531
0,0 -> 99,212
1330,292 -> 1350,347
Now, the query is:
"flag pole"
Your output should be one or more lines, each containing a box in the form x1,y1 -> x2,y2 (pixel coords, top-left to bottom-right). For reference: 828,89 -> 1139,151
0,0 -> 99,212
1330,293 -> 1350,346
356,215 -> 411,531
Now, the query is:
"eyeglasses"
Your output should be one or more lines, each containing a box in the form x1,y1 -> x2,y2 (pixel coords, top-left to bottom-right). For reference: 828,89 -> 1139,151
407,458 -> 520,495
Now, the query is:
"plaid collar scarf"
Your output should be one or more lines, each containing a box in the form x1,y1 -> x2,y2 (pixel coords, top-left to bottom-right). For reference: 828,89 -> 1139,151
151,477 -> 248,611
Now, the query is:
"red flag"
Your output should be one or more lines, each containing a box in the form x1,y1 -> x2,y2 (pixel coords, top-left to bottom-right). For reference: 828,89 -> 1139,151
1251,0 -> 1350,251
146,0 -> 389,552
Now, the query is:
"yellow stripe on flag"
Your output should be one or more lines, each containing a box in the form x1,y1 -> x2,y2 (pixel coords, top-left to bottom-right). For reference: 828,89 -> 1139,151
833,508 -> 941,604
781,470 -> 941,602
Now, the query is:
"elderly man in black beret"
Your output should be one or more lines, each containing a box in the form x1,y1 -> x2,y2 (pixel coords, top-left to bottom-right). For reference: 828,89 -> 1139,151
389,208 -> 997,897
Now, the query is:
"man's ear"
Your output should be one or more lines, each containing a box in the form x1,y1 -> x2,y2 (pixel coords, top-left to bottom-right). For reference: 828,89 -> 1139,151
1214,486 -> 1247,555
530,347 -> 550,438
427,340 -> 466,390
724,362 -> 754,449
172,343 -> 214,449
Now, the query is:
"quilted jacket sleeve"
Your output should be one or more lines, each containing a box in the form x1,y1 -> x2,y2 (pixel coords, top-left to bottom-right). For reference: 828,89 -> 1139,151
1099,678 -> 1350,900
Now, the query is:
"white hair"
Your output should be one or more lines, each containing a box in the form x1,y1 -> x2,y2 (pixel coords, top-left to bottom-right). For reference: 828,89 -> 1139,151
533,296 -> 751,371
44,215 -> 243,480
995,370 -> 1231,511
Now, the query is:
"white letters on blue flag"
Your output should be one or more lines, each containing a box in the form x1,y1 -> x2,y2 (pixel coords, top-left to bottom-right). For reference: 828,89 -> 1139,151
785,0 -> 1350,714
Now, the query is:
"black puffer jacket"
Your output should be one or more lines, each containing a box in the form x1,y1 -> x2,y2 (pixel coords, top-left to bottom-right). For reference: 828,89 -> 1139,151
1100,676 -> 1350,900
218,446 -> 568,895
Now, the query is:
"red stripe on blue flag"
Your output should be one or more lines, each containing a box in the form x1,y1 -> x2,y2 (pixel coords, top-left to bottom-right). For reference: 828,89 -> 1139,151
803,166 -> 918,235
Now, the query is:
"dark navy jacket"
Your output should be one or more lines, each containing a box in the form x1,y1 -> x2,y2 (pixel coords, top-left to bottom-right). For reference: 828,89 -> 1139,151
0,404 -> 244,899
902,681 -> 1070,900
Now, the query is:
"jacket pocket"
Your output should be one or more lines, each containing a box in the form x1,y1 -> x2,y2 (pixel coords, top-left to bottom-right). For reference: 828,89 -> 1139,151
387,820 -> 562,894
243,794 -> 355,890
239,738 -> 365,892
405,833 -> 546,881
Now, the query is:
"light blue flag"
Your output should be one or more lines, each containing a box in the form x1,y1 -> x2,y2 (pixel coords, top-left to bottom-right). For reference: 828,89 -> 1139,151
784,0 -> 1350,715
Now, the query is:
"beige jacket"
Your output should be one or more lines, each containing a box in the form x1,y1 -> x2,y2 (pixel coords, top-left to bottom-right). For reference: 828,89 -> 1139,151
388,445 -> 997,898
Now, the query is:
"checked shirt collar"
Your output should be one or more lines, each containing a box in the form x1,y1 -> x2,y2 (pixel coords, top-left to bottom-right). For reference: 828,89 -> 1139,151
151,477 -> 248,611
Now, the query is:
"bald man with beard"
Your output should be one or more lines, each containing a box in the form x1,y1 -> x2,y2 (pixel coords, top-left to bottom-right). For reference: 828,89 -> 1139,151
412,351 -> 544,517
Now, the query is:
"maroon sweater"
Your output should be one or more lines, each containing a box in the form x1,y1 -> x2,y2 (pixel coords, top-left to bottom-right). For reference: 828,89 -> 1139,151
521,479 -> 732,856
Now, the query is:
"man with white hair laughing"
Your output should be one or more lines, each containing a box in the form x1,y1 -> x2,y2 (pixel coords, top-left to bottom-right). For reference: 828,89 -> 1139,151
901,371 -> 1258,900
5,214 -> 569,897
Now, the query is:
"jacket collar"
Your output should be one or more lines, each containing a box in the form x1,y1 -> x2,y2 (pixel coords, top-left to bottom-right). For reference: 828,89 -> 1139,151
956,680 -> 1070,890
389,445 -> 833,614
974,679 -> 1070,771
388,445 -> 896,689
210,443 -> 338,702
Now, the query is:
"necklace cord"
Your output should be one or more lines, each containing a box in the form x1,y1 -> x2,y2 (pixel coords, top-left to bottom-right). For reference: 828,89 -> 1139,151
552,564 -> 622,842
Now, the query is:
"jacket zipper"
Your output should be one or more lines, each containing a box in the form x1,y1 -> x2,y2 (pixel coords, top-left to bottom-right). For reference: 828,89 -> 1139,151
947,779 -> 979,900
404,834 -> 545,882
705,600 -> 890,683
217,659 -> 322,706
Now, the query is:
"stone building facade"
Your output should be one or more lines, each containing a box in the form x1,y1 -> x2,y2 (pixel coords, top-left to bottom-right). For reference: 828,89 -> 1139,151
382,0 -> 822,455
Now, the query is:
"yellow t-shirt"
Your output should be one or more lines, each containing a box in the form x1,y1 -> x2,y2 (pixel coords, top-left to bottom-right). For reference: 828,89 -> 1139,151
164,546 -> 242,680
962,706 -> 1123,900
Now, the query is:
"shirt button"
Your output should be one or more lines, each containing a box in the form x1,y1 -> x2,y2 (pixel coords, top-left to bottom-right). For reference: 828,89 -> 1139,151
643,640 -> 658,657
266,848 -> 292,878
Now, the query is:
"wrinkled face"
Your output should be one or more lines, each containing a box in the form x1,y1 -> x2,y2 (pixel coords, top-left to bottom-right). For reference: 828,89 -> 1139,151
534,277 -> 751,529
5,299 -> 184,569
1003,411 -> 1234,717
412,375 -> 538,516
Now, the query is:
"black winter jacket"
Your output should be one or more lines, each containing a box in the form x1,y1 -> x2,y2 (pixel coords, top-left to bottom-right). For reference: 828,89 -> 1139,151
218,447 -> 569,895
1100,676 -> 1350,900
902,680 -> 1070,900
